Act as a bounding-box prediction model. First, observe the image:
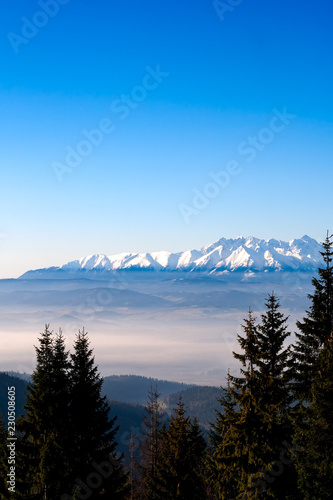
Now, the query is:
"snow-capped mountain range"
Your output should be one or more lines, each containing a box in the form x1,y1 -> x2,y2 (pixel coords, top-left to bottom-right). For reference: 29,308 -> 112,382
20,235 -> 323,278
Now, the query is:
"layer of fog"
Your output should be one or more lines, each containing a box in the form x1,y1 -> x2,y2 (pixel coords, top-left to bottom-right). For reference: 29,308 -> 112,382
0,271 -> 313,385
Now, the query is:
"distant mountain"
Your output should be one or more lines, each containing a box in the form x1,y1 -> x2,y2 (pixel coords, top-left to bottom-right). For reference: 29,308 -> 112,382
20,235 -> 322,279
102,375 -> 195,405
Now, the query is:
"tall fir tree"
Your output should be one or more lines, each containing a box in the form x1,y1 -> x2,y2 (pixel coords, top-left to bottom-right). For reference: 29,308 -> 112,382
210,309 -> 264,499
255,294 -> 297,499
210,300 -> 295,499
295,332 -> 333,499
155,397 -> 207,499
66,329 -> 128,499
292,231 -> 333,403
292,233 -> 333,498
209,373 -> 240,500
189,416 -> 213,499
41,331 -> 72,496
140,384 -> 163,500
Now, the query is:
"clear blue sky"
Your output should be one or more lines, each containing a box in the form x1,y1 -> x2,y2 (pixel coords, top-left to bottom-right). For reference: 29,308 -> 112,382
1,0 -> 332,278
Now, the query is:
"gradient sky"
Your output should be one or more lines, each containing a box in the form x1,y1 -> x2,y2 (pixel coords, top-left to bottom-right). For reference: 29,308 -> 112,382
1,0 -> 333,278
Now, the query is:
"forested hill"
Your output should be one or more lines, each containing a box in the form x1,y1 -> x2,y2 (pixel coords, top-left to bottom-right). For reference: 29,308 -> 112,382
164,385 -> 221,429
102,374 -> 195,404
6,371 -> 197,404
0,372 -> 218,429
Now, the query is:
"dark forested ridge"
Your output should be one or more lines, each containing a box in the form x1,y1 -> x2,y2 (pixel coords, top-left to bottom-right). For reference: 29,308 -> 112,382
102,375 -> 195,405
164,385 -> 221,429
0,372 -> 215,429
5,372 -> 198,405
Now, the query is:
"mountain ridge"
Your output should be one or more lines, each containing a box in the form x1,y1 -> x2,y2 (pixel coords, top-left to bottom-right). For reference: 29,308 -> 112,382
20,235 -> 323,278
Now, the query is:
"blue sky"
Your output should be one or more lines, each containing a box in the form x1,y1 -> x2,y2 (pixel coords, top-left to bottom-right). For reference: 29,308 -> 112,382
1,0 -> 333,278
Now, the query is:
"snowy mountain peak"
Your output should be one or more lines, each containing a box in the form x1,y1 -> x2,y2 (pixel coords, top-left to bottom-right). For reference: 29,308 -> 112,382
20,236 -> 323,278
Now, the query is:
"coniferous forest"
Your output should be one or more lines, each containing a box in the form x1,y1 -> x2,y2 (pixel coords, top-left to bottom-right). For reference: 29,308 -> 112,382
1,234 -> 333,499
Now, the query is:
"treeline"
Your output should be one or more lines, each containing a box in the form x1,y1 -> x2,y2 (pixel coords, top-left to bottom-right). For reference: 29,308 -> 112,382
0,233 -> 333,498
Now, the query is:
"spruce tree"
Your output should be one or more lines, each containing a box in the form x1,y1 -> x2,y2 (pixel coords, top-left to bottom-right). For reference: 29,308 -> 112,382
255,294 -> 296,499
209,375 -> 239,499
212,309 -> 265,499
292,233 -> 333,498
292,231 -> 333,403
188,416 -> 210,498
295,333 -> 333,499
140,384 -> 163,500
44,331 -> 72,496
210,300 -> 294,499
18,324 -> 68,499
156,397 -> 206,499
67,329 -> 128,499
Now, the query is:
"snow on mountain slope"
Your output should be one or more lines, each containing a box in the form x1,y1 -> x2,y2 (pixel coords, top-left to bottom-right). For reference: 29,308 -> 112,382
20,235 -> 323,278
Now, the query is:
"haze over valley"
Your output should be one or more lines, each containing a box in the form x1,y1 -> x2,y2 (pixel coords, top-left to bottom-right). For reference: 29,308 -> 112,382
0,235 -> 318,384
